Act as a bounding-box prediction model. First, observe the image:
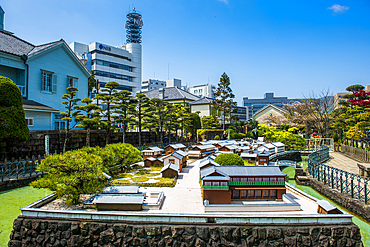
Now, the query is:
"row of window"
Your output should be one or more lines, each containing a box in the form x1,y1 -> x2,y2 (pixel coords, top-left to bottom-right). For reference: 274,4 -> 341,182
95,70 -> 133,82
25,118 -> 66,130
92,50 -> 131,62
92,59 -> 133,72
204,181 -> 227,186
232,189 -> 277,198
41,70 -> 78,94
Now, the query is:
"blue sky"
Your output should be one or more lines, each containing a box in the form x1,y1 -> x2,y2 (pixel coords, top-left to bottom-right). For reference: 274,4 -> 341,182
1,0 -> 370,105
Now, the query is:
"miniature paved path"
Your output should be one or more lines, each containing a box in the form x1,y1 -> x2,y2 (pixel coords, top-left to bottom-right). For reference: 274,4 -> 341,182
324,152 -> 360,175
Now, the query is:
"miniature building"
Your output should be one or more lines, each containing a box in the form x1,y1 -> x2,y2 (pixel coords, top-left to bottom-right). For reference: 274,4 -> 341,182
219,144 -> 240,154
165,143 -> 186,155
174,150 -> 188,166
144,157 -> 163,167
92,194 -> 144,211
102,185 -> 139,194
161,163 -> 179,178
199,158 -> 220,170
272,142 -> 285,153
142,147 -> 164,160
317,200 -> 342,214
257,150 -> 270,166
189,144 -> 217,158
161,152 -> 184,171
262,143 -> 276,154
201,166 -> 286,204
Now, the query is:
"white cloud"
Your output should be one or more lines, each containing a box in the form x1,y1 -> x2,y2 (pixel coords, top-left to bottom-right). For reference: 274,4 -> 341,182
327,4 -> 350,14
218,0 -> 229,4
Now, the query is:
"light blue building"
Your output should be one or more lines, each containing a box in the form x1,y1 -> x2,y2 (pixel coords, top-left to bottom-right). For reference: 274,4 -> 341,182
0,13 -> 90,130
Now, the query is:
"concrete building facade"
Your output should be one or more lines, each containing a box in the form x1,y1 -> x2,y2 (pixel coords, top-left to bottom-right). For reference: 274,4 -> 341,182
188,84 -> 216,98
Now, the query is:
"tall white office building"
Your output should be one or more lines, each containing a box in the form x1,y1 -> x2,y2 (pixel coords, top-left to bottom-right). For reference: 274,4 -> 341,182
189,84 -> 216,98
70,9 -> 143,95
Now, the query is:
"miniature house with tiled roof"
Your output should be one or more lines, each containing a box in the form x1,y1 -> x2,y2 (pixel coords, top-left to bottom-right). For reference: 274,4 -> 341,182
200,166 -> 286,204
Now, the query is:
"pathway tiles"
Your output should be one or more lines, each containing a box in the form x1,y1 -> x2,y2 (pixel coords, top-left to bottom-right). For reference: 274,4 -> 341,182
324,152 -> 360,175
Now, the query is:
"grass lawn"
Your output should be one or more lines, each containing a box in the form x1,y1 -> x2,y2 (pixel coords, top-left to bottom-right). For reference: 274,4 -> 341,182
112,166 -> 175,186
244,160 -> 256,166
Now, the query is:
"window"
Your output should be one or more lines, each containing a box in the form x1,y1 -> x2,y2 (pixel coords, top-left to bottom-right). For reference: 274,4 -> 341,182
232,177 -> 239,182
194,90 -> 198,94
263,177 -> 269,181
270,177 -> 276,181
241,177 -> 247,182
278,177 -> 285,181
92,59 -> 133,71
95,70 -> 133,82
55,122 -> 66,130
255,190 -> 262,198
263,190 -> 269,198
270,190 -> 277,197
248,177 -> 254,181
248,190 -> 254,197
255,177 -> 262,181
25,118 -> 33,126
204,182 -> 211,186
68,77 -> 78,88
221,182 -> 227,186
241,190 -> 247,198
213,182 -> 219,186
41,70 -> 57,93
233,190 -> 239,198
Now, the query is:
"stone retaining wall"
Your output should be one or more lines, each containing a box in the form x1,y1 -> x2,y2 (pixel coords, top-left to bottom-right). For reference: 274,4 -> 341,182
8,216 -> 363,247
0,175 -> 41,191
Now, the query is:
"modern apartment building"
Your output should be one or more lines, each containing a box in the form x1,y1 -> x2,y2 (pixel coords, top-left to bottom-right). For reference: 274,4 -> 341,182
140,78 -> 181,92
70,9 -> 143,96
188,84 -> 216,98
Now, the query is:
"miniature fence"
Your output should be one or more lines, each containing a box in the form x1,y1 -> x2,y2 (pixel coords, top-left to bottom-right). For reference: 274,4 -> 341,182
308,145 -> 370,204
339,144 -> 370,162
0,155 -> 43,182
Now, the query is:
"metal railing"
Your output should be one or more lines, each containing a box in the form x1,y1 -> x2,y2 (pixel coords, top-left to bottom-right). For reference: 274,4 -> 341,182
203,186 -> 229,190
228,181 -> 285,186
306,138 -> 334,151
308,145 -> 370,204
339,144 -> 370,162
1,158 -> 43,182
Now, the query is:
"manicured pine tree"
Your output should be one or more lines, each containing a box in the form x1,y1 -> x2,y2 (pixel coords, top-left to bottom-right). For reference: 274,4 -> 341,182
76,98 -> 101,146
132,93 -> 151,146
60,86 -> 81,153
94,81 -> 119,145
114,90 -> 136,143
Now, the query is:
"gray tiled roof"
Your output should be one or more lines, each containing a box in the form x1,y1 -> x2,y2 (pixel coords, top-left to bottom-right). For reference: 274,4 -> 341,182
161,163 -> 179,173
92,194 -> 144,204
22,99 -> 58,112
0,30 -> 34,56
28,40 -> 63,58
102,185 -> 139,194
189,97 -> 213,105
143,87 -> 200,101
200,166 -> 229,179
216,166 -> 285,176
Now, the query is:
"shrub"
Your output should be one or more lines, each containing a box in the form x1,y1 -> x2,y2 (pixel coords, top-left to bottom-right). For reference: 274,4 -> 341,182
230,132 -> 246,139
214,135 -> 220,140
80,143 -> 142,175
246,131 -> 253,138
31,149 -> 109,204
214,153 -> 244,166
0,76 -> 29,143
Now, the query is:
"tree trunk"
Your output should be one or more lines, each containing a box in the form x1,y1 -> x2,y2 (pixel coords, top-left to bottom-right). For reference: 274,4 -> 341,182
86,128 -> 90,147
63,129 -> 68,153
122,123 -> 126,143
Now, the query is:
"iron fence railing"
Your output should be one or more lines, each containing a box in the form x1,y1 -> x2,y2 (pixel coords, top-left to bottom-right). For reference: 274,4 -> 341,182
339,144 -> 370,162
308,145 -> 370,204
1,158 -> 43,182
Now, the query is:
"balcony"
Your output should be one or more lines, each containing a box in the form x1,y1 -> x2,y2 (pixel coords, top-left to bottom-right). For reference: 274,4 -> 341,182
228,181 -> 285,186
203,186 -> 229,191
17,85 -> 26,96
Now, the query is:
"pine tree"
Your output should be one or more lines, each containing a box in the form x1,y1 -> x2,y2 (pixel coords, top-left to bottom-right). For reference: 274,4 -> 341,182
60,87 -> 81,153
94,81 -> 119,145
132,93 -> 151,146
212,72 -> 236,129
114,90 -> 136,143
76,98 -> 100,146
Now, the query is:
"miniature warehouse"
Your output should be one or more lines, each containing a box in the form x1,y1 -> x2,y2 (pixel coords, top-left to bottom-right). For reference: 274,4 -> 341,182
9,140 -> 363,246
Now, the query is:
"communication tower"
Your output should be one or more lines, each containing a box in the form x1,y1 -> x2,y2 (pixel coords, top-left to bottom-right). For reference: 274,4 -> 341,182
125,8 -> 143,43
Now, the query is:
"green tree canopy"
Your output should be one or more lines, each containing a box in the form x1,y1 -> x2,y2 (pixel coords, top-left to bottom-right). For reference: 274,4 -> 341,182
0,76 -> 29,143
214,153 -> 244,166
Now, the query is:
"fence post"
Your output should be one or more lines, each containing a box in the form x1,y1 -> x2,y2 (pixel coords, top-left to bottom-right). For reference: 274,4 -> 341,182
340,172 -> 343,193
331,170 -> 334,188
351,179 -> 354,198
365,182 -> 368,204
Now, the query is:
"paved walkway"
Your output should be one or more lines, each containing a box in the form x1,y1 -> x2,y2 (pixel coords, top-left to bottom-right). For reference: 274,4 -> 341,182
324,152 -> 360,175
